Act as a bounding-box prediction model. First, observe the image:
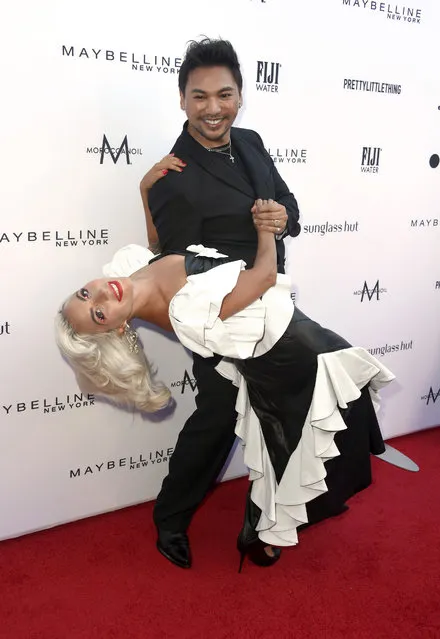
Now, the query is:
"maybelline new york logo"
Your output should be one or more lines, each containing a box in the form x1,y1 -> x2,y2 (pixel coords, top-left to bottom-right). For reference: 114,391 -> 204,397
256,61 -> 281,92
267,147 -> 307,164
170,370 -> 197,394
343,78 -> 401,94
421,387 -> 440,405
61,46 -> 181,74
354,280 -> 387,301
0,229 -> 109,247
0,321 -> 11,336
342,1 -> 422,23
361,147 -> 381,173
87,135 -> 143,165
69,448 -> 174,478
410,218 -> 438,229
2,392 -> 95,416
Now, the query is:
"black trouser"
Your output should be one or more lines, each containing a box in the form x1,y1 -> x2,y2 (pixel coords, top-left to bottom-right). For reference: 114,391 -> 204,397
153,352 -> 238,532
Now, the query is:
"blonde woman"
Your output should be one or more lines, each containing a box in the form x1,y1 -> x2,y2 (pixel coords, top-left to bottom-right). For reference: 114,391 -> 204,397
55,196 -> 393,572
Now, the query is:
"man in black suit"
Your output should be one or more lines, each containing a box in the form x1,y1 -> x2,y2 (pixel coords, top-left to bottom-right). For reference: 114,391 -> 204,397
146,38 -> 301,568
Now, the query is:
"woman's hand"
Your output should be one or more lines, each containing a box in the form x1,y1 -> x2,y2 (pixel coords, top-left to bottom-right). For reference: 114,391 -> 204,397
139,154 -> 187,192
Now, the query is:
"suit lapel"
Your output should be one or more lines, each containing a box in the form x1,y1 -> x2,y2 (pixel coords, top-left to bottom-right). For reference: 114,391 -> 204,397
231,129 -> 273,200
174,124 -> 256,199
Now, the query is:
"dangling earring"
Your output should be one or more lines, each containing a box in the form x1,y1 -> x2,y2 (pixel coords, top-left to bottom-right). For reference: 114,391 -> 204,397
123,321 -> 139,354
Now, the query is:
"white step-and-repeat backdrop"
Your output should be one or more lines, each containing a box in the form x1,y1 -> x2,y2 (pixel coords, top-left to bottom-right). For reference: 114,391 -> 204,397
1,0 -> 439,540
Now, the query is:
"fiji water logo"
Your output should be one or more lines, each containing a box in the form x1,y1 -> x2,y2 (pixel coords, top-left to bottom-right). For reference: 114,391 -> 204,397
361,146 -> 381,173
256,61 -> 281,92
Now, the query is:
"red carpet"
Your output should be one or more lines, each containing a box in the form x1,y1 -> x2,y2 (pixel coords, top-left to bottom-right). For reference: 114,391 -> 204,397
1,428 -> 439,639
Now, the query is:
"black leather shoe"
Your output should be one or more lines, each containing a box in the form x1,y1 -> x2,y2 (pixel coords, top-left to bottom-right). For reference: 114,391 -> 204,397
156,529 -> 192,569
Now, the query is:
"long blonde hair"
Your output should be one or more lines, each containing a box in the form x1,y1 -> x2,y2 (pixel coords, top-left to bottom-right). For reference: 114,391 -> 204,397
54,310 -> 171,413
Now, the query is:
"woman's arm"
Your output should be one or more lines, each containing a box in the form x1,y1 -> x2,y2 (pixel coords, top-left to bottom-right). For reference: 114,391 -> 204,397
139,154 -> 186,253
219,200 -> 277,321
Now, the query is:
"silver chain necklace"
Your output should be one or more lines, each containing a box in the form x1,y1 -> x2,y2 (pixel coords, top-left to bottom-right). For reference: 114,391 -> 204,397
204,140 -> 235,163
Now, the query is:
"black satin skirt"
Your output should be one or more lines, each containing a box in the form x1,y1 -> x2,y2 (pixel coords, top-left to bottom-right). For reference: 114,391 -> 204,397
157,250 -> 386,534
235,307 -> 385,530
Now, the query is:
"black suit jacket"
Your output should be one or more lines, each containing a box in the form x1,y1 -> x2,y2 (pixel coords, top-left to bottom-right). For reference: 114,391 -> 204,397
148,122 -> 301,272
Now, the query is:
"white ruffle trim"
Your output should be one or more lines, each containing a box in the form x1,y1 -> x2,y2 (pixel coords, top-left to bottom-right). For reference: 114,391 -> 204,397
102,244 -> 156,277
216,347 -> 395,547
186,245 -> 229,259
169,259 -> 293,360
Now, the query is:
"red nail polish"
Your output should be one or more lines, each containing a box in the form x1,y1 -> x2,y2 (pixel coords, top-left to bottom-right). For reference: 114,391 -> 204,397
162,169 -> 168,175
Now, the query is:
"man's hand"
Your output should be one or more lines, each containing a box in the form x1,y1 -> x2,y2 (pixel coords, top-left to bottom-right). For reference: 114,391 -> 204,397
140,154 -> 187,193
251,199 -> 288,235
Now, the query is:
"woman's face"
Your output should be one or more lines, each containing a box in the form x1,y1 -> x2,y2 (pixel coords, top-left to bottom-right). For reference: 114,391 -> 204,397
63,277 -> 134,334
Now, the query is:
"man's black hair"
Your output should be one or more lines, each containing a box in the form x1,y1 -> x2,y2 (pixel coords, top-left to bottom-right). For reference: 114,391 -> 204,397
178,38 -> 243,94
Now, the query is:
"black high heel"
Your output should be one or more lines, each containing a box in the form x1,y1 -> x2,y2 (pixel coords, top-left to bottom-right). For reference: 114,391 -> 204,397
237,486 -> 281,573
237,536 -> 281,573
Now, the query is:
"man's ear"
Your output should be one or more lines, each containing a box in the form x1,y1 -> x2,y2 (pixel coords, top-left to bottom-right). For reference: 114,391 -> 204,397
179,91 -> 185,111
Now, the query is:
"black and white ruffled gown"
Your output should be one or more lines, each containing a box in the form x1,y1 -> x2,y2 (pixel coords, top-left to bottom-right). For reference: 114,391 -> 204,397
104,245 -> 395,547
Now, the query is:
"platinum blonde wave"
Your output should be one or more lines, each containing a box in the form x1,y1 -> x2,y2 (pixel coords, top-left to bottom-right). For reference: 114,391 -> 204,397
54,309 -> 171,413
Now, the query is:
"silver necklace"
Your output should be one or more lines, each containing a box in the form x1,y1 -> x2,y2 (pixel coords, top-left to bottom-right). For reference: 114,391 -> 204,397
204,141 -> 235,163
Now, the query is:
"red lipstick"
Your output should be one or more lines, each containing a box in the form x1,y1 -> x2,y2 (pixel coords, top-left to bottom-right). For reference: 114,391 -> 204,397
108,281 -> 123,302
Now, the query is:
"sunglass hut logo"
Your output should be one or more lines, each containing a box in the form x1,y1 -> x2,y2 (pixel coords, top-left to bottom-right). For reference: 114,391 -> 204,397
0,321 -> 11,336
